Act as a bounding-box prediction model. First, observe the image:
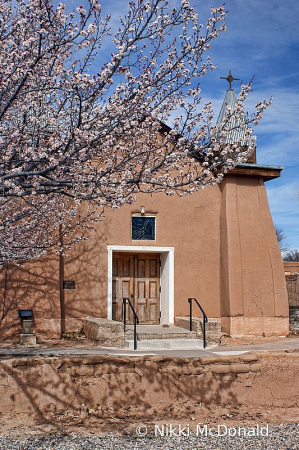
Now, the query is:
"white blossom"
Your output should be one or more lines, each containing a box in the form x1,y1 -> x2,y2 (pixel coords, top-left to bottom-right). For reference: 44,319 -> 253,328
0,0 -> 270,265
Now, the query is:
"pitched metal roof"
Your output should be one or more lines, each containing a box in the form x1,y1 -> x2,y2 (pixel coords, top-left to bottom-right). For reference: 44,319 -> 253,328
216,88 -> 252,146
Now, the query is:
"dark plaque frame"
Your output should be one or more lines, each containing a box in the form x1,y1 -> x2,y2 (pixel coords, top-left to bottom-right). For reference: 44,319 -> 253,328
131,216 -> 156,240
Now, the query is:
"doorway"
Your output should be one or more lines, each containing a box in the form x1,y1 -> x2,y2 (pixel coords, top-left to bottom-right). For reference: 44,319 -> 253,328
107,245 -> 174,325
112,252 -> 160,324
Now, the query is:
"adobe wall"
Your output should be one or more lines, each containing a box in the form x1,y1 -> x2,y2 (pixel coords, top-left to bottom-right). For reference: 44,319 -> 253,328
62,186 -> 223,323
0,352 -> 298,426
61,222 -> 110,332
0,254 -> 60,339
284,261 -> 299,275
220,175 -> 289,336
1,186 -> 223,338
0,174 -> 289,338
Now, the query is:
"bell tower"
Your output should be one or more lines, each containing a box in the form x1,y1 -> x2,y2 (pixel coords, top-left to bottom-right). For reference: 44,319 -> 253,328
217,72 -> 289,336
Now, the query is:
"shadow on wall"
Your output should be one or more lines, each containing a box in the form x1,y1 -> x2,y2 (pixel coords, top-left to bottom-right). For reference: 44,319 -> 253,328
0,222 -> 109,339
61,222 -> 109,330
0,356 -> 249,425
2,350 -> 298,427
0,253 -> 59,340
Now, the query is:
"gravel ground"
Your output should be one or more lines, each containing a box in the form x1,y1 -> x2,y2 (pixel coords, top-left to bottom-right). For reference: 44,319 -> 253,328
0,423 -> 298,450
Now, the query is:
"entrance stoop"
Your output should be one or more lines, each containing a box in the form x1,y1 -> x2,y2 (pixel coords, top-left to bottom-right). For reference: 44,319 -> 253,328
83,319 -> 218,350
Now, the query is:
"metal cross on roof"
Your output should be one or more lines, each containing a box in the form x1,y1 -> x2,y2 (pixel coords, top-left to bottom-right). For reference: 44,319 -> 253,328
220,69 -> 240,89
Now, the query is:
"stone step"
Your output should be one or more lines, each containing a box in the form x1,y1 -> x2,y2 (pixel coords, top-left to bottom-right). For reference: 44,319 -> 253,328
175,316 -> 222,345
125,338 -> 205,350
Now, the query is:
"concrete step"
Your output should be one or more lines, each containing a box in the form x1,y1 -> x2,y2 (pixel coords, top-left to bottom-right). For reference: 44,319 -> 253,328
125,331 -> 197,340
125,325 -> 197,340
125,338 -> 205,350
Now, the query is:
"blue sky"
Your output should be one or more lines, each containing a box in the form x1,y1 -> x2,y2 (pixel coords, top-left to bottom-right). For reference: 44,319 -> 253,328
194,0 -> 299,250
99,0 -> 299,249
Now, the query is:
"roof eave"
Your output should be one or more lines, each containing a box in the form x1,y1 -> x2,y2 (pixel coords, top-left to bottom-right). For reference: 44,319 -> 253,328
229,163 -> 284,181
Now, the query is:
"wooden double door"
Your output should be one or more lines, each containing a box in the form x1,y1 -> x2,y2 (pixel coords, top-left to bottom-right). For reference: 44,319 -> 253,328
112,252 -> 160,324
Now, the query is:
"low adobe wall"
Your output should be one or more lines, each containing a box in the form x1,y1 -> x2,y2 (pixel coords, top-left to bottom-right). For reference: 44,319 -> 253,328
283,261 -> 299,275
0,352 -> 298,426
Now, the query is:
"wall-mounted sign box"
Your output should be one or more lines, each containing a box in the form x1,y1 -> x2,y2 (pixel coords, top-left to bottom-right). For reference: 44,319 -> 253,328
63,281 -> 75,289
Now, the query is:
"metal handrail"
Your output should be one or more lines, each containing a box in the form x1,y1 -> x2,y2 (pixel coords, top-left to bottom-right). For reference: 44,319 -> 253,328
123,298 -> 139,350
188,298 -> 208,348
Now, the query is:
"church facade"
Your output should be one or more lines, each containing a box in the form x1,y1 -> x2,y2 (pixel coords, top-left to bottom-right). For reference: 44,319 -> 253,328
56,162 -> 288,338
0,88 -> 289,340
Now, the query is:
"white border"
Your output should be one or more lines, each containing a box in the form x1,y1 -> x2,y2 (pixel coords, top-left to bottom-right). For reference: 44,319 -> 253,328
107,245 -> 175,324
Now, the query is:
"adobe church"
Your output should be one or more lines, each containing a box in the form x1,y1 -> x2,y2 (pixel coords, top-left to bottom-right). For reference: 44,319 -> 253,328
0,83 -> 289,341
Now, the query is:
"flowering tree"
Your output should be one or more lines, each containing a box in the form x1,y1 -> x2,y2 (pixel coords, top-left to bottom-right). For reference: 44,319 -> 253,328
0,0 -> 270,265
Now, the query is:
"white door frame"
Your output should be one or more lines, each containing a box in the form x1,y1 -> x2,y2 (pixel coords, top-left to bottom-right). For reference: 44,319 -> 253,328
107,245 -> 175,324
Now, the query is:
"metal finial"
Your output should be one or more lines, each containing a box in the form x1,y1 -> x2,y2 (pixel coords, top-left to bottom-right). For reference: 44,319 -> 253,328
220,69 -> 240,89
